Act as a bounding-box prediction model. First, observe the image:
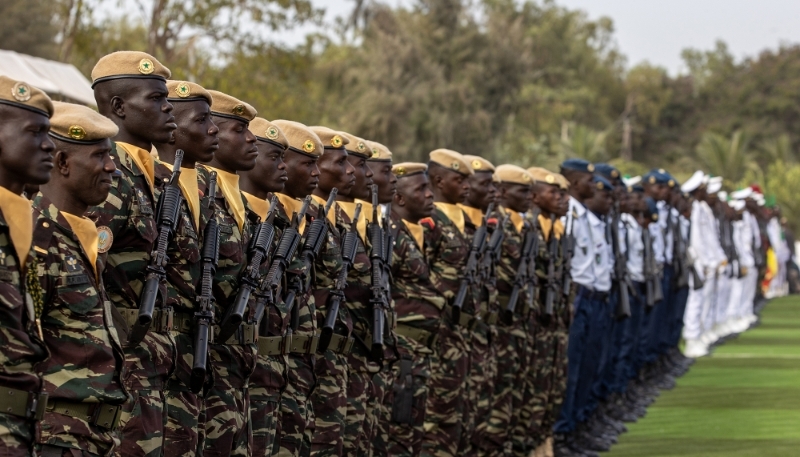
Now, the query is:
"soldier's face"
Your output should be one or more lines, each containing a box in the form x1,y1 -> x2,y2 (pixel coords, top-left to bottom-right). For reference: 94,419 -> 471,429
465,171 -> 495,211
367,161 -> 396,204
397,174 -> 434,221
344,154 -> 373,200
124,79 -> 176,144
283,149 -> 319,198
0,107 -> 54,193
317,149 -> 354,195
501,183 -> 532,213
532,183 -> 560,215
170,100 -> 218,165
556,189 -> 569,217
252,142 -> 287,193
60,138 -> 117,207
213,117 -> 258,172
438,170 -> 469,204
576,172 -> 595,200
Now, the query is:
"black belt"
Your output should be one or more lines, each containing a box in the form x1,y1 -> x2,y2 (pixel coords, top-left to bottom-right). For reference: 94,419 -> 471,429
578,287 -> 609,302
0,387 -> 47,420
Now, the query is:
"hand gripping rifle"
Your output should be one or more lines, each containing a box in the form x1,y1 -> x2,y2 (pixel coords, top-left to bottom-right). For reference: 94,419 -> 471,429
642,227 -> 663,308
504,222 -> 538,325
452,203 -> 494,325
562,230 -> 575,297
283,190 -> 338,337
218,196 -> 279,342
190,172 -> 220,394
368,186 -> 390,361
319,203 -> 361,353
129,150 -> 184,347
610,208 -> 632,320
252,197 -> 311,335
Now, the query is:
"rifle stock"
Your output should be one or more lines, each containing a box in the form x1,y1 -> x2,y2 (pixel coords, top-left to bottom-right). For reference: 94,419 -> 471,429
452,203 -> 494,324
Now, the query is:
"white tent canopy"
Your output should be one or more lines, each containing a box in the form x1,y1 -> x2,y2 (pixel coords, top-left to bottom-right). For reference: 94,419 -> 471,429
0,50 -> 95,106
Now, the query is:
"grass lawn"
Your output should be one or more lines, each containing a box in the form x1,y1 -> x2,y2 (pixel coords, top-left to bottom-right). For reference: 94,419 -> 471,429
608,296 -> 800,457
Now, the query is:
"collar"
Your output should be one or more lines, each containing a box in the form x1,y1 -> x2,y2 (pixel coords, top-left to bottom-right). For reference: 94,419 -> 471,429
117,142 -> 155,192
0,186 -> 33,266
160,161 -> 200,230
60,211 -> 99,280
276,193 -> 307,234
403,219 -> 425,250
242,192 -> 271,221
355,199 -> 380,228
504,207 -> 525,233
338,201 -> 367,240
458,204 -> 484,227
206,166 -> 245,231
310,194 -> 337,227
434,202 -> 466,234
538,214 -> 564,241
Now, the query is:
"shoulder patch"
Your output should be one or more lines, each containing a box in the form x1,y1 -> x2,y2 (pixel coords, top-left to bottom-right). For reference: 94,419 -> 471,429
97,226 -> 113,253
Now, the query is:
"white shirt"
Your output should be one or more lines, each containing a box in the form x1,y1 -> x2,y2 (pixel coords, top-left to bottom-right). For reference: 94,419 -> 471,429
657,201 -> 677,264
734,218 -> 754,267
622,213 -> 645,283
649,222 -> 666,265
588,210 -> 612,292
566,196 -> 596,289
689,200 -> 726,272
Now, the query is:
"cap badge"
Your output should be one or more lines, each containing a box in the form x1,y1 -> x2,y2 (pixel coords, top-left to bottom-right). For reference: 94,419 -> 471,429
371,148 -> 379,158
266,126 -> 279,140
232,104 -> 245,116
587,164 -> 595,172
472,160 -> 482,170
331,135 -> 343,148
11,82 -> 31,102
451,162 -> 460,170
176,82 -> 191,98
668,179 -> 675,187
546,175 -> 555,184
648,176 -> 656,184
658,168 -> 666,174
395,166 -> 406,175
357,141 -> 366,152
303,139 -> 315,153
596,181 -> 603,190
652,214 -> 658,221
611,170 -> 619,178
68,125 -> 86,140
138,58 -> 155,75
523,174 -> 531,182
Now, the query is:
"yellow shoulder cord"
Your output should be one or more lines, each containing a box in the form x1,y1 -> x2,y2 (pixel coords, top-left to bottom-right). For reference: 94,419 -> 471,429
25,257 -> 44,340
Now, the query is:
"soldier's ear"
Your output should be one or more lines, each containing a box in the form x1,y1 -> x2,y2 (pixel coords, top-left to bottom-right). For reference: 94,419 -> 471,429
55,150 -> 70,177
110,96 -> 125,119
394,191 -> 406,207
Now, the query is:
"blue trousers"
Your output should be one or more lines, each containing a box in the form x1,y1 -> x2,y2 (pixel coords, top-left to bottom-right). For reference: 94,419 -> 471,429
575,292 -> 611,424
615,283 -> 645,391
592,290 -> 620,405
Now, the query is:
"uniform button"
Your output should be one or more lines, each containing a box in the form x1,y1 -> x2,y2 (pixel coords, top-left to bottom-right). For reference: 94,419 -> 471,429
163,178 -> 169,183
42,222 -> 49,228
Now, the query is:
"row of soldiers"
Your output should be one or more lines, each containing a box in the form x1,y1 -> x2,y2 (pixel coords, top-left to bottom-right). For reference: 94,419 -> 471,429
0,48 -> 769,457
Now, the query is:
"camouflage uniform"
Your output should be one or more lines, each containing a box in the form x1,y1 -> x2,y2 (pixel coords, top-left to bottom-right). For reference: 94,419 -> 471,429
31,195 -> 128,456
421,205 -> 471,457
307,197 -> 350,457
483,210 -> 529,457
197,166 -> 257,457
0,197 -> 47,456
377,213 -> 439,457
245,194 -> 288,457
461,207 -> 499,456
88,142 -> 175,457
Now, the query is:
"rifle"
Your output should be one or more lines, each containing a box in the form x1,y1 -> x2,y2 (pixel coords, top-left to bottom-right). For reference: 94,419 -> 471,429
319,203 -> 361,353
252,197 -> 311,335
642,227 -> 663,308
218,196 -> 278,343
543,215 -> 560,321
673,212 -> 690,288
503,221 -> 538,325
562,230 -> 575,297
611,206 -> 632,320
190,172 -> 219,394
452,203 -> 494,324
282,190 -> 338,338
368,186 -> 390,361
130,150 -> 184,347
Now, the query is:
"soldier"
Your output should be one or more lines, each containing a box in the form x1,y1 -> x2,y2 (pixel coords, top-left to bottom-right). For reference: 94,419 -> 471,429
421,149 -> 473,457
150,79 -> 219,457
239,117 -> 290,457
458,155 -> 498,457
269,120 -> 323,457
387,162 -> 438,457
304,126 -> 352,457
31,102 -> 127,456
87,51 -> 176,457
199,90 -> 259,457
0,75 -> 53,456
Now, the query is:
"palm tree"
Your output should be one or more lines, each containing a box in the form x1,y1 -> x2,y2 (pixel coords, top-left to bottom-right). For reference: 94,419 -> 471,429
558,122 -> 609,163
759,134 -> 795,167
695,130 -> 758,188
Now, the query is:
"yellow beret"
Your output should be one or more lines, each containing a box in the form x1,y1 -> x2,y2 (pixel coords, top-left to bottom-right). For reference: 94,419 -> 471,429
340,132 -> 371,158
366,140 -> 392,162
393,162 -> 427,178
91,51 -> 171,87
495,164 -> 533,186
208,90 -> 257,122
527,167 -> 558,186
272,120 -> 323,158
429,149 -> 473,176
166,80 -> 212,105
555,173 -> 569,190
309,126 -> 349,150
249,118 -> 288,150
464,155 -> 495,173
0,75 -> 53,117
48,101 -> 118,144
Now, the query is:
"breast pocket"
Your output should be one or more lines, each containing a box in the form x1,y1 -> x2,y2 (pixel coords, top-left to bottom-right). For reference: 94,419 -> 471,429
55,278 -> 100,316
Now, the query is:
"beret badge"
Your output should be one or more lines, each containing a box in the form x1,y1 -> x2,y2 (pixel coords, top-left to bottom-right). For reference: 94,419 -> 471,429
648,176 -> 656,184
232,104 -> 245,116
176,82 -> 191,98
472,160 -> 482,170
395,166 -> 406,175
266,126 -> 279,140
611,170 -> 619,178
371,148 -> 379,158
303,139 -> 315,153
451,161 -> 460,170
357,141 -> 366,152
331,135 -> 343,148
587,164 -> 595,172
68,125 -> 86,140
11,82 -> 31,102
138,58 -> 155,75
546,175 -> 555,184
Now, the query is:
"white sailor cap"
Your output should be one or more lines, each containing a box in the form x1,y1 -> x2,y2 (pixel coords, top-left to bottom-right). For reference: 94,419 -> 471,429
729,200 -> 746,211
718,190 -> 728,201
623,176 -> 642,186
755,194 -> 765,206
731,187 -> 753,200
707,177 -> 723,194
681,170 -> 705,193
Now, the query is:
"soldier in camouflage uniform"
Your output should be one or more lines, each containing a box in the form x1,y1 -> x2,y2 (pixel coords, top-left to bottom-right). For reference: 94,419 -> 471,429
385,162 -> 437,457
457,155 -> 498,457
304,126 -> 352,457
197,91 -> 259,457
0,76 -> 53,456
240,118 -> 291,457
150,80 -> 219,457
32,102 -> 128,456
270,120 -> 325,457
526,167 -> 569,457
361,141 -> 398,456
87,51 -> 178,457
421,149 -> 474,457
484,166 -> 534,457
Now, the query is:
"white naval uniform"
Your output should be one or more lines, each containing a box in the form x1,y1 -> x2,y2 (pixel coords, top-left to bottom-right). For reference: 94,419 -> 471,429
738,211 -> 759,320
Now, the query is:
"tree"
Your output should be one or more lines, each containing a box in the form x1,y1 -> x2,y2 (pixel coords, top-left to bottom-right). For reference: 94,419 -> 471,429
0,0 -> 58,59
695,130 -> 757,188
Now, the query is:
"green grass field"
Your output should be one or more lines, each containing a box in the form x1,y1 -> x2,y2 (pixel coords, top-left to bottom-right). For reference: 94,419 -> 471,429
608,296 -> 800,457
